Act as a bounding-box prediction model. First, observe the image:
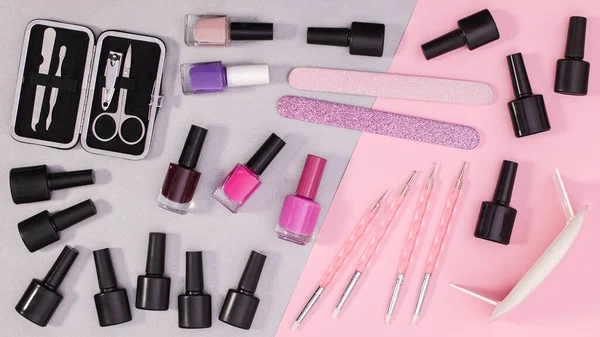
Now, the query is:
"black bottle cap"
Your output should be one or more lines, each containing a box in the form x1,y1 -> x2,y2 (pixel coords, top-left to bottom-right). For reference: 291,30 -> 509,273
474,161 -> 519,245
94,248 -> 117,290
93,248 -> 132,327
555,16 -> 590,95
421,9 -> 499,60
15,246 -> 78,327
246,133 -> 286,175
238,251 -> 266,293
492,160 -> 518,205
506,53 -> 551,137
136,233 -> 170,311
508,53 -> 532,97
10,165 -> 95,204
178,125 -> 208,169
307,22 -> 385,57
230,22 -> 273,40
186,251 -> 204,292
178,251 -> 211,329
145,232 -> 166,275
219,251 -> 266,330
18,199 -> 97,253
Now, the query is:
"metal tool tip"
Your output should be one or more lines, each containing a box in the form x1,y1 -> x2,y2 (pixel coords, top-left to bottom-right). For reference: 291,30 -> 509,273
430,163 -> 437,178
407,170 -> 417,185
377,190 -> 388,203
411,315 -> 419,325
385,315 -> 391,325
290,321 -> 300,331
458,162 -> 467,178
332,308 -> 340,318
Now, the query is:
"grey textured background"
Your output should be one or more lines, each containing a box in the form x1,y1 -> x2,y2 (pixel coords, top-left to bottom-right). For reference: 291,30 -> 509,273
0,1 -> 417,336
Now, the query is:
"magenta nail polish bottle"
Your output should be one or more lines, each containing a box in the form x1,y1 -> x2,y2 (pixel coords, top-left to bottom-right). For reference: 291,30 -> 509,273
213,133 -> 285,213
157,125 -> 208,215
275,154 -> 327,245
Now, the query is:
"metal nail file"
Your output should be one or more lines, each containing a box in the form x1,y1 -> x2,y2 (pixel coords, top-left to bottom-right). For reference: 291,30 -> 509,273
31,28 -> 56,131
46,46 -> 66,130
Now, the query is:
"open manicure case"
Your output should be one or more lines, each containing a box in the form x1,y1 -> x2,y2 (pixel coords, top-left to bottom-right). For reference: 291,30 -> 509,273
10,19 -> 166,160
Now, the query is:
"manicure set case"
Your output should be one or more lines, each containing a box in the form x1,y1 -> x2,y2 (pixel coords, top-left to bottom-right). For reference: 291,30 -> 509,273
10,19 -> 166,160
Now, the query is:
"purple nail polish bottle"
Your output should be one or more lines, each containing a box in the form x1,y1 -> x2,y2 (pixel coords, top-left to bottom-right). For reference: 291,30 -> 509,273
181,61 -> 270,95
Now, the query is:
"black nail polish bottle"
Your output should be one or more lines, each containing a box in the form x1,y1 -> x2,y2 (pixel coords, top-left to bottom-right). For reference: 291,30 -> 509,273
307,22 -> 385,57
93,248 -> 132,327
555,16 -> 590,96
15,246 -> 79,327
421,9 -> 499,60
178,251 -> 212,329
507,53 -> 551,137
474,160 -> 518,245
219,251 -> 266,330
136,232 -> 170,311
10,165 -> 95,204
18,199 -> 97,252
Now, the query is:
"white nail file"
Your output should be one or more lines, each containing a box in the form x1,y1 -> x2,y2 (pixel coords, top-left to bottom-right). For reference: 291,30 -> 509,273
288,67 -> 493,105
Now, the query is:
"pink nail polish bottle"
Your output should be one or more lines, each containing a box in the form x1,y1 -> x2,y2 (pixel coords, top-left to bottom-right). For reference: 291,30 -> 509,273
213,134 -> 285,213
275,155 -> 327,245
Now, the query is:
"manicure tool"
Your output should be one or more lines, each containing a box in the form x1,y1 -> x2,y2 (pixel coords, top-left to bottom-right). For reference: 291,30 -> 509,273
277,96 -> 480,150
92,45 -> 146,145
46,46 -> 66,130
451,169 -> 588,321
291,191 -> 388,330
386,164 -> 436,324
31,28 -> 56,131
289,67 -> 493,105
101,50 -> 123,110
413,162 -> 466,324
332,172 -> 417,318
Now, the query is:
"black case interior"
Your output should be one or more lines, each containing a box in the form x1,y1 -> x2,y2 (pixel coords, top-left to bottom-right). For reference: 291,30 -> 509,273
12,20 -> 165,159
15,24 -> 90,144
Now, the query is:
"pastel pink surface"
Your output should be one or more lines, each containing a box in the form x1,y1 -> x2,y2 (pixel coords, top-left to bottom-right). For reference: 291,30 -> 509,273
275,0 -> 600,336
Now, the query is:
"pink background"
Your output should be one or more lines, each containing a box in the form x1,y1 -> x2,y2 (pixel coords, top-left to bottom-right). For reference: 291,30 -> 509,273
275,0 -> 600,336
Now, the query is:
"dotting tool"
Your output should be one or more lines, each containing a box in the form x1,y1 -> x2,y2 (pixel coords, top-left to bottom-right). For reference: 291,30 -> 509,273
413,162 -> 466,324
451,169 -> 588,321
291,190 -> 388,330
386,164 -> 436,324
332,172 -> 416,318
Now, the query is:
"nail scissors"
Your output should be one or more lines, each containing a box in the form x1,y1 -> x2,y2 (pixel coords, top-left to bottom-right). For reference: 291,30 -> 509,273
92,45 -> 145,145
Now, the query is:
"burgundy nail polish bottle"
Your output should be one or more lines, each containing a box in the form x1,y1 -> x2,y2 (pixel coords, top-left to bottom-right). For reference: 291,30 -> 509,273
157,125 -> 208,214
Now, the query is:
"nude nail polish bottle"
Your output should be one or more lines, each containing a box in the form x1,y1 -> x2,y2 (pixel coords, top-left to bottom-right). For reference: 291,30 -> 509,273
213,133 -> 285,213
185,15 -> 273,47
276,154 -> 327,245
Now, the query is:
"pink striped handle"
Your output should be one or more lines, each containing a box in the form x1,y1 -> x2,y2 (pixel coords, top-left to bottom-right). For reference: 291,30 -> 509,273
425,188 -> 461,274
356,192 -> 407,272
319,199 -> 383,288
398,186 -> 433,274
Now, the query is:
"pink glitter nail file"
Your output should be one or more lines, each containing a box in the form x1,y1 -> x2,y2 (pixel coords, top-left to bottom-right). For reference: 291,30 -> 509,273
277,96 -> 480,150
289,67 -> 493,105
